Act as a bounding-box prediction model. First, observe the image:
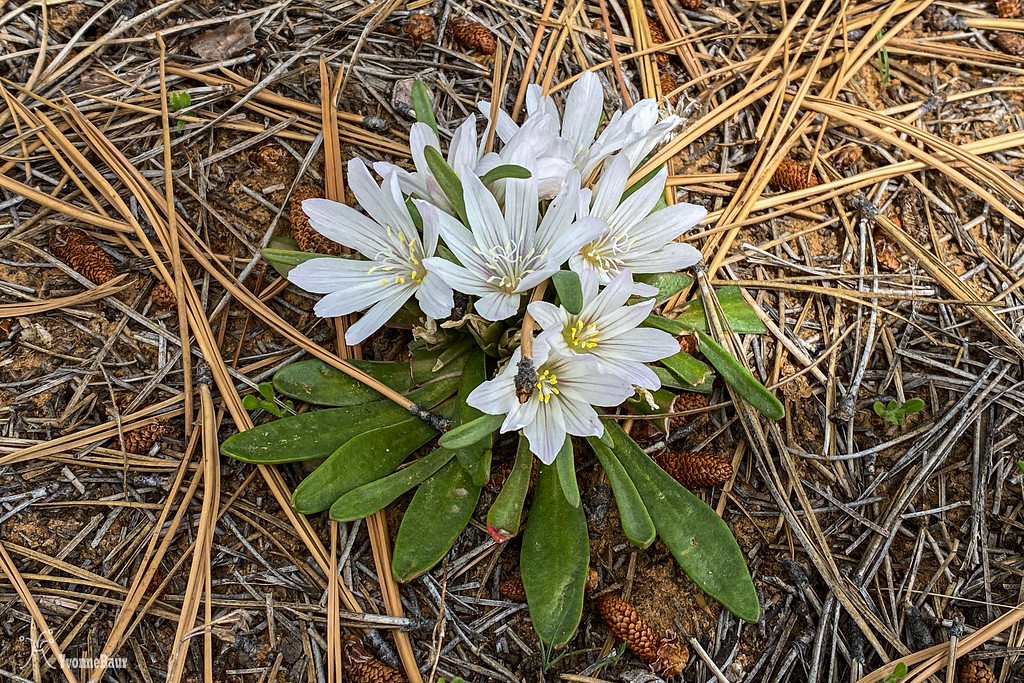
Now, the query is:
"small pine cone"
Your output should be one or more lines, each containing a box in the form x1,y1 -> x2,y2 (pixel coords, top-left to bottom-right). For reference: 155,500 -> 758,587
114,421 -> 167,455
660,70 -> 679,106
341,634 -> 406,683
667,392 -> 710,431
448,16 -> 496,55
652,631 -> 690,677
995,0 -> 1021,17
249,142 -> 289,171
960,661 -> 997,683
50,227 -> 117,285
654,451 -> 733,487
874,231 -> 901,271
596,594 -> 661,663
500,576 -> 527,601
402,13 -> 436,50
993,32 -> 1024,56
151,282 -> 177,310
678,0 -> 702,10
770,158 -> 820,192
830,145 -> 863,172
291,187 -> 340,255
646,18 -> 670,66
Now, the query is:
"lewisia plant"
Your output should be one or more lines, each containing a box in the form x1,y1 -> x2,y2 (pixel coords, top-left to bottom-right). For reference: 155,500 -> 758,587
225,72 -> 784,649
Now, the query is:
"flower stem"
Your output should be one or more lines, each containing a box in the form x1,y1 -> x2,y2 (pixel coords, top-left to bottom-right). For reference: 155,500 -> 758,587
514,283 -> 548,402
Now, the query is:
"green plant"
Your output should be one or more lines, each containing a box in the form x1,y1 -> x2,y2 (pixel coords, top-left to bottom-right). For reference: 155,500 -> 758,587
875,31 -> 890,86
168,90 -> 191,132
242,382 -> 294,418
873,398 -> 925,426
881,662 -> 908,682
222,78 -> 785,650
437,678 -> 466,683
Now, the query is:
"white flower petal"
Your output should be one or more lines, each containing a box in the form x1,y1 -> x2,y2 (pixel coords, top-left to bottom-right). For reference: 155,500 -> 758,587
561,71 -> 603,157
343,288 -> 414,345
557,396 -> 603,437
301,199 -> 389,257
523,401 -> 566,465
448,115 -> 480,172
475,291 -> 521,321
288,257 -> 375,294
311,279 -> 395,318
347,159 -> 415,234
598,328 -> 681,362
623,242 -> 703,272
591,354 -> 662,389
583,269 -> 636,321
527,301 -> 566,330
415,271 -> 454,319
542,216 -> 606,267
596,301 -> 656,339
590,154 -> 631,221
607,165 -> 667,231
462,170 -> 510,254
467,372 -> 518,417
422,258 -> 494,296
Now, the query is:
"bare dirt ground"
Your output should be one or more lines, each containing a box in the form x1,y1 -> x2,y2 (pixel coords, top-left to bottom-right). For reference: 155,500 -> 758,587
2,0 -> 1024,681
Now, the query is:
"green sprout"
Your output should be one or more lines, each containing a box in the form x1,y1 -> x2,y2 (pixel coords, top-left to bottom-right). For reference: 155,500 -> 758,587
873,398 -> 925,427
881,662 -> 908,682
875,31 -> 890,86
242,382 -> 294,418
168,90 -> 191,132
437,679 -> 466,683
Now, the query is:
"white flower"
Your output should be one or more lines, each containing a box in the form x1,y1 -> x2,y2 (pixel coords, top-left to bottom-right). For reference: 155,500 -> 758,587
529,270 -> 679,390
287,159 -> 453,345
467,336 -> 634,464
478,71 -> 682,193
570,153 -> 705,285
420,166 -> 604,321
372,115 -> 484,214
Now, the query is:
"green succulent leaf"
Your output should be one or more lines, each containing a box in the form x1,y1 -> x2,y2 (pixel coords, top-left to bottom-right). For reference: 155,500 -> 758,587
652,366 -> 714,394
479,164 -> 532,185
590,438 -> 656,548
554,437 -> 580,508
411,80 -> 439,138
486,435 -> 533,541
439,413 -> 504,449
291,399 -> 458,514
551,270 -> 584,315
221,375 -> 459,465
423,147 -> 467,224
696,330 -> 784,420
392,458 -> 482,581
660,350 -> 714,388
645,286 -> 767,335
597,422 -> 759,622
520,463 -> 590,647
634,272 -> 694,304
329,446 -> 458,522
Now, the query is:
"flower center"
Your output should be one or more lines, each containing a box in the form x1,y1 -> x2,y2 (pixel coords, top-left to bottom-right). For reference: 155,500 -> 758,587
534,368 -> 559,403
566,321 -> 599,351
581,228 -> 635,279
476,241 -> 547,293
368,226 -> 425,287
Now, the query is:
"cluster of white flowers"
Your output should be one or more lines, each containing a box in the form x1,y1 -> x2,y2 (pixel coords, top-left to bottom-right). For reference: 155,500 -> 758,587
288,71 -> 707,463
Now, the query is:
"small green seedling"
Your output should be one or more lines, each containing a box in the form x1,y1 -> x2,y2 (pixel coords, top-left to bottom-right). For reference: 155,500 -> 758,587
1017,460 -> 1024,475
881,662 -> 908,682
437,678 -> 466,683
873,398 -> 925,427
242,382 -> 294,418
168,91 -> 191,132
875,31 -> 890,86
